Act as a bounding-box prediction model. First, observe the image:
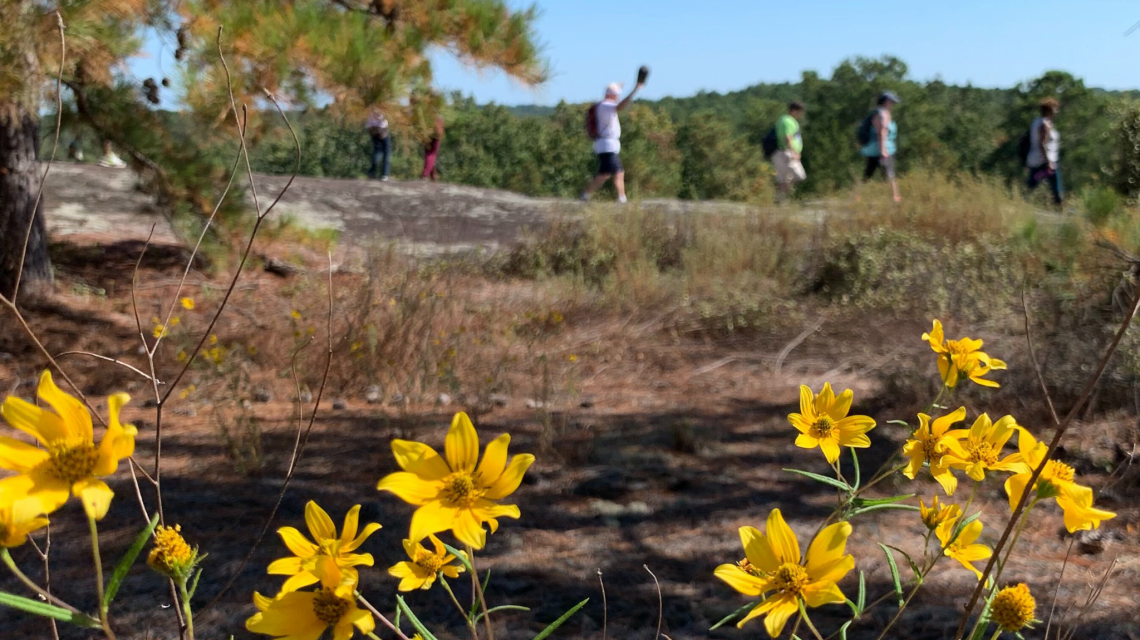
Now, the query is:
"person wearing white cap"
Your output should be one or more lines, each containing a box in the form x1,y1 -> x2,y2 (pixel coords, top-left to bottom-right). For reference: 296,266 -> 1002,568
580,80 -> 644,203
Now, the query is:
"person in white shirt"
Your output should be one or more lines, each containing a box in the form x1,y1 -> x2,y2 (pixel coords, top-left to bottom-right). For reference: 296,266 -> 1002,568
98,140 -> 126,168
580,81 -> 643,203
366,108 -> 390,181
1026,98 -> 1062,206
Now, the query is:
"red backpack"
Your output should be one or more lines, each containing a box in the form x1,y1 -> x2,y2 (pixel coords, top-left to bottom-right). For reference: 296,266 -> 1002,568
585,103 -> 600,140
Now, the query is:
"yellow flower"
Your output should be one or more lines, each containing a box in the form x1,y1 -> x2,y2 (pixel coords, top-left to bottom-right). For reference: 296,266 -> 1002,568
936,516 -> 992,579
0,371 -> 137,520
922,320 -> 1007,388
209,334 -> 219,346
0,497 -> 49,547
388,534 -> 465,591
291,309 -> 302,320
180,297 -> 195,310
152,324 -> 168,339
991,583 -> 1036,633
568,354 -> 578,363
269,501 -> 381,592
176,350 -> 188,363
714,509 -> 854,638
248,560 -> 374,640
170,316 -> 181,326
788,383 -> 876,464
918,496 -> 960,530
1004,431 -> 1115,533
148,524 -> 200,580
941,414 -> 1025,482
377,411 -> 534,550
903,407 -> 966,495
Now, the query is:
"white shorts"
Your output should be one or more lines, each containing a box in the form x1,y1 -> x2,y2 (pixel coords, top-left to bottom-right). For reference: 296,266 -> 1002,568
773,150 -> 806,185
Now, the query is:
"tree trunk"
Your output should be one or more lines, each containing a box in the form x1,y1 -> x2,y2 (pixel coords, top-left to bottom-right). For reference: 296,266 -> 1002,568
0,104 -> 52,300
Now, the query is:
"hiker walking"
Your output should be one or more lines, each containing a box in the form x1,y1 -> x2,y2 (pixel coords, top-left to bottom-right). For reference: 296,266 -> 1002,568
579,80 -> 644,203
772,101 -> 807,198
1026,98 -> 1062,206
422,115 -> 444,181
859,91 -> 901,203
366,108 -> 391,181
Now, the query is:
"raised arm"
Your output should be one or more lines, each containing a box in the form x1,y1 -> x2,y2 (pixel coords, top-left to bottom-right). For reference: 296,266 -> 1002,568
617,83 -> 644,111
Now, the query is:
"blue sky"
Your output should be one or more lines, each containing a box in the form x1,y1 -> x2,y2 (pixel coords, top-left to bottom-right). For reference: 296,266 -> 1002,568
134,0 -> 1140,106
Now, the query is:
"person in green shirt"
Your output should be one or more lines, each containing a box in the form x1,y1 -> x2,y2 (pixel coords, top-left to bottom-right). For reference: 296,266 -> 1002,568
773,101 -> 806,198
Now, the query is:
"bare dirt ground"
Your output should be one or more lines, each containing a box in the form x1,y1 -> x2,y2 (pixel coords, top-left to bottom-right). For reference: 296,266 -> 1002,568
2,169 -> 1136,640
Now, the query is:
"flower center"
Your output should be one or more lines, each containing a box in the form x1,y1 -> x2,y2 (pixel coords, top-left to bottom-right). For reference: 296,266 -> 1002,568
812,416 -> 835,438
991,583 -> 1035,632
414,548 -> 446,574
312,588 -> 351,625
965,441 -> 999,467
441,473 -> 485,508
317,538 -> 343,557
771,562 -> 810,597
1045,460 -> 1074,484
148,525 -> 194,577
46,441 -> 99,485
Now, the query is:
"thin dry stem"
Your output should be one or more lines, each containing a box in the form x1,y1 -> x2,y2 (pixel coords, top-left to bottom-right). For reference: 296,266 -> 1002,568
202,253 -> 334,612
954,287 -> 1140,638
354,593 -> 413,640
644,565 -> 663,640
55,351 -> 163,384
1044,536 -> 1076,640
597,569 -> 607,640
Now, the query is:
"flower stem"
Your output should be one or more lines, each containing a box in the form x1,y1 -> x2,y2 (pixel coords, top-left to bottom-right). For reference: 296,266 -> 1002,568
87,516 -> 116,640
177,578 -> 195,640
441,577 -> 479,640
0,548 -> 82,614
796,599 -> 825,640
961,481 -> 980,518
988,628 -> 1002,640
466,545 -> 495,640
355,592 -> 412,640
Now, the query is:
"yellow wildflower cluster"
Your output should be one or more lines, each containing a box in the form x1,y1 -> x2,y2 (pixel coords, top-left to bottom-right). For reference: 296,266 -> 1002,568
246,411 -> 531,639
148,524 -> 201,581
716,319 -> 1116,638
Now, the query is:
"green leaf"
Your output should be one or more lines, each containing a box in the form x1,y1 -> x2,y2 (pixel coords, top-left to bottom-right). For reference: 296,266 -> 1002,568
887,420 -> 910,427
848,503 -> 920,518
104,512 -> 160,607
850,494 -> 915,508
877,543 -> 904,608
845,598 -> 859,616
782,468 -> 851,492
886,545 -> 924,585
951,511 -> 983,544
474,605 -> 530,623
188,568 -> 203,600
838,620 -> 853,640
531,598 -> 589,640
396,595 -> 440,640
710,601 -> 755,630
442,543 -> 474,573
0,591 -> 101,629
850,448 -> 861,491
856,570 -> 866,614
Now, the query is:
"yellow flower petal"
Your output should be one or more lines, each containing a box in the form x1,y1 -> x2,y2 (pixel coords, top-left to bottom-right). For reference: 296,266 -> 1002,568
818,438 -> 841,464
37,371 -> 93,442
798,385 -> 814,418
452,508 -> 488,549
377,472 -> 443,506
343,522 -> 381,553
788,413 -> 813,434
762,595 -> 799,638
805,521 -> 851,577
476,434 -> 510,485
390,440 -> 451,480
713,563 -> 769,596
280,571 -> 320,593
802,580 -> 846,607
740,525 -> 780,574
245,591 -> 324,639
828,389 -> 853,421
1,396 -> 68,445
0,437 -> 50,473
814,383 -> 835,416
484,453 -> 534,500
445,412 -> 480,473
794,433 -> 820,449
267,556 -> 304,575
765,509 -> 800,565
339,505 -> 361,546
837,432 -> 871,448
277,526 -> 318,557
409,501 -> 460,545
305,501 -> 337,542
73,477 -> 114,520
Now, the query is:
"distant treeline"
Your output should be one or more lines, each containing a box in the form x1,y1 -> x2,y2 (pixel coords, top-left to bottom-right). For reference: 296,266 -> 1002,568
58,56 -> 1140,203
